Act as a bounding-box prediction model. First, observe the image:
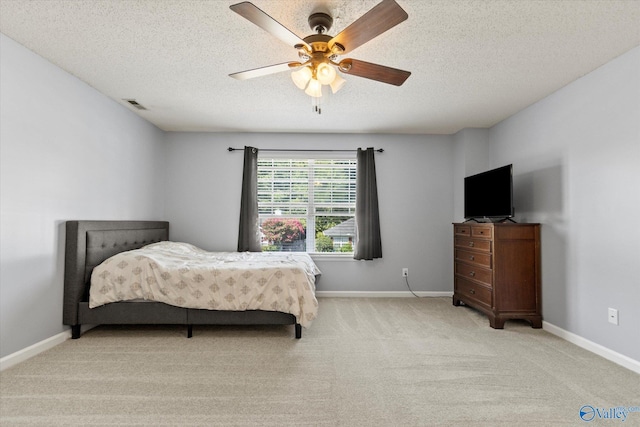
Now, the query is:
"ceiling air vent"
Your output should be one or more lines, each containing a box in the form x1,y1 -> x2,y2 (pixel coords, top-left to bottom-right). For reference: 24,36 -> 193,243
123,99 -> 147,110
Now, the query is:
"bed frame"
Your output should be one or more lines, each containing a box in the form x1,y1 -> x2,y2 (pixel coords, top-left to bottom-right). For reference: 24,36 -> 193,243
63,220 -> 302,339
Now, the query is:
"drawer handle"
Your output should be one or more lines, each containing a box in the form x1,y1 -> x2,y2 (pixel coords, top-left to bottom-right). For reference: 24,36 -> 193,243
469,242 -> 474,247
479,231 -> 484,234
469,271 -> 475,277
469,255 -> 475,261
469,289 -> 475,294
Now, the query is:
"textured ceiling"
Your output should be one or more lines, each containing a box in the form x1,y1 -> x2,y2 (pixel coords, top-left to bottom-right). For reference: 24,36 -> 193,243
1,0 -> 639,134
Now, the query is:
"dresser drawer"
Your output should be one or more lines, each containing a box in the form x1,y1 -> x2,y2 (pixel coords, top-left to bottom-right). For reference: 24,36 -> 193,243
455,277 -> 492,306
455,248 -> 492,268
455,262 -> 492,286
455,237 -> 492,252
471,225 -> 492,238
454,225 -> 471,236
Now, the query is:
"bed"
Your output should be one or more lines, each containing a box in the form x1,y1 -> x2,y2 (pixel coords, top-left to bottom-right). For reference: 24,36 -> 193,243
63,220 -> 319,339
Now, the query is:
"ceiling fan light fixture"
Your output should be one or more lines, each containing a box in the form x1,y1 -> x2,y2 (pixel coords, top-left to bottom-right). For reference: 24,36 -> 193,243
316,62 -> 336,85
291,67 -> 312,89
330,73 -> 346,94
305,78 -> 323,98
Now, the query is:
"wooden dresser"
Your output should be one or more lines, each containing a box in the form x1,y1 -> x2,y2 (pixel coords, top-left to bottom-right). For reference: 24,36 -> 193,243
452,222 -> 542,328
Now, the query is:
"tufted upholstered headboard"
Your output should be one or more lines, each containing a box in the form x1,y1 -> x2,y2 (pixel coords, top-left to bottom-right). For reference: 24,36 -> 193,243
63,220 -> 169,326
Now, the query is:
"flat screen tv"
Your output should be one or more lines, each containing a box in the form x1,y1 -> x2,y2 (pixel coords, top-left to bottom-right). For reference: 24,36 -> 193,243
464,164 -> 514,220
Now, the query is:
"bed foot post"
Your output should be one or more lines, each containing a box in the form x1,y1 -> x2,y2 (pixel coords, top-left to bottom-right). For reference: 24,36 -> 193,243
295,323 -> 301,339
187,325 -> 193,338
71,325 -> 81,339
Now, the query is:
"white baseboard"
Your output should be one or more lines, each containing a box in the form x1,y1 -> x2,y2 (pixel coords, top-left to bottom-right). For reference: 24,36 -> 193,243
543,321 -> 640,374
0,330 -> 71,372
316,291 -> 454,298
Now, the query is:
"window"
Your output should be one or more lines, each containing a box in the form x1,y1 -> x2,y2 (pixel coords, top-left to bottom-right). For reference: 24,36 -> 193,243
257,157 -> 356,253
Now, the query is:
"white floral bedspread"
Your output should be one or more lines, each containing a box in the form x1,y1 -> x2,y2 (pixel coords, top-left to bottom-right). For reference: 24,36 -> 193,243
90,242 -> 320,327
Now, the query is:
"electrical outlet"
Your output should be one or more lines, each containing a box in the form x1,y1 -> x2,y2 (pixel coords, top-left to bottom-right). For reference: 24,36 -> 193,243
402,268 -> 408,277
608,308 -> 619,325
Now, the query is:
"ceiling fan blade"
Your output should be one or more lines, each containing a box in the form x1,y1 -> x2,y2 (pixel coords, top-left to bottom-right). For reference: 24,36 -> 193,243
230,2 -> 310,49
328,0 -> 408,54
339,59 -> 411,86
229,62 -> 301,81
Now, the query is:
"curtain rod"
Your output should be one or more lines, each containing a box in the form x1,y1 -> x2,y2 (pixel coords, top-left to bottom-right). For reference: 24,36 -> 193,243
227,147 -> 384,153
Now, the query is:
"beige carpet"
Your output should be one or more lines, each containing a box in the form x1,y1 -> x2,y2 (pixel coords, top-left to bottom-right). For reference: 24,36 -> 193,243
1,297 -> 639,426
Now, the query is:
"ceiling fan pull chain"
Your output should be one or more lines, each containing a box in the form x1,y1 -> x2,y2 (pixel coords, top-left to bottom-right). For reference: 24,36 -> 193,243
311,97 -> 321,114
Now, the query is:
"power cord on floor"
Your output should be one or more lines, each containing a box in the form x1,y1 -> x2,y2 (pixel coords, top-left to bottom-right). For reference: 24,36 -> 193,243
404,276 -> 423,298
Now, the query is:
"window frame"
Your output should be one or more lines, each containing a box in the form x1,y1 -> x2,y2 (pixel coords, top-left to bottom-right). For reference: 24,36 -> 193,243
257,151 -> 357,255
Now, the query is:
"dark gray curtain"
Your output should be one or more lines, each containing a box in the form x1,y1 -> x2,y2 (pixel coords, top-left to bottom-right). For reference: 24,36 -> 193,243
237,146 -> 262,252
354,147 -> 382,260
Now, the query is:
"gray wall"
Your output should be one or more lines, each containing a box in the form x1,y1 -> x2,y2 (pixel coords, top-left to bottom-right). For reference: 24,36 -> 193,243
487,46 -> 640,362
0,34 -> 166,358
164,132 -> 455,293
452,128 -> 491,220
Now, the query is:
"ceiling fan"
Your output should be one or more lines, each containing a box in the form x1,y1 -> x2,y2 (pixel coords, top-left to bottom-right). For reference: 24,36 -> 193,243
228,0 -> 411,113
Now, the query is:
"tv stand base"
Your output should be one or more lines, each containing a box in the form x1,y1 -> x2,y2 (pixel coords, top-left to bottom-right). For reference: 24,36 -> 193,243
462,217 -> 517,223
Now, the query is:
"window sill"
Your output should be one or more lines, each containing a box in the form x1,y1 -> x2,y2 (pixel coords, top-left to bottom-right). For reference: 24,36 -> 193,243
310,253 -> 355,261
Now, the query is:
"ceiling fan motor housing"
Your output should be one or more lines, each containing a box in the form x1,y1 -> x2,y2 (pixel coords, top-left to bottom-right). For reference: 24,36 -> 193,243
303,34 -> 332,51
